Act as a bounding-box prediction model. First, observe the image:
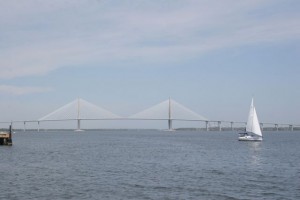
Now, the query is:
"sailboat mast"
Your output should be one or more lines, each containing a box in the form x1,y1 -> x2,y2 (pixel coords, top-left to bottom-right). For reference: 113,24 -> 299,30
251,98 -> 254,133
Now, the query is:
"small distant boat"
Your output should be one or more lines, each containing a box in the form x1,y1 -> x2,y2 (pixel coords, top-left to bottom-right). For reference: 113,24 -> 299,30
238,98 -> 263,141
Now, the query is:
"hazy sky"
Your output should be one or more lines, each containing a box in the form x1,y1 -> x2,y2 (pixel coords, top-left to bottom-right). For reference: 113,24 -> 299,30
0,0 -> 299,128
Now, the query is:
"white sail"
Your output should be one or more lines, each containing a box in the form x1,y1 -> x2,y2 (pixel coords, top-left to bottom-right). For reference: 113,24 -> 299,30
246,98 -> 262,137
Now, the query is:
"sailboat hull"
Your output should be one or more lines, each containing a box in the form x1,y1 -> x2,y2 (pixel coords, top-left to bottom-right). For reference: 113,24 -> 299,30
238,135 -> 262,141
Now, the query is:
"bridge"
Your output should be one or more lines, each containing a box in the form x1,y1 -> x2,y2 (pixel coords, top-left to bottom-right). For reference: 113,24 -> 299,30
1,98 -> 299,131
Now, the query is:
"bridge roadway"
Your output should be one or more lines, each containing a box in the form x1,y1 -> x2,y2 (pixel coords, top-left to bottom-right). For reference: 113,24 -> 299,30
0,118 -> 299,132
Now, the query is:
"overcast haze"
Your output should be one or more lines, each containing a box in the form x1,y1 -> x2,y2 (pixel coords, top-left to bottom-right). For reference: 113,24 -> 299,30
0,0 -> 299,128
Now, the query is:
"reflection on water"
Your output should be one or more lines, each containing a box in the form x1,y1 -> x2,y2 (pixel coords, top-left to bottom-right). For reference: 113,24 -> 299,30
247,141 -> 262,166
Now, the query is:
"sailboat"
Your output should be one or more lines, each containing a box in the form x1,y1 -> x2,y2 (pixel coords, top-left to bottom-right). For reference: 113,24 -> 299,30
238,98 -> 263,141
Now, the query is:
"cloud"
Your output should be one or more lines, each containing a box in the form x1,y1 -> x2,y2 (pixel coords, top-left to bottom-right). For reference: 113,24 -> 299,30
0,85 -> 53,95
0,0 -> 299,79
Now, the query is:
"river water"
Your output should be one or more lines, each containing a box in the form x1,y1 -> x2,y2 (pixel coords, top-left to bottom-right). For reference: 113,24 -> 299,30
0,130 -> 299,200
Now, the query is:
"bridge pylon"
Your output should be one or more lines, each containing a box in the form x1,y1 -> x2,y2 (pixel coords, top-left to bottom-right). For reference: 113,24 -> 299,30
168,97 -> 173,131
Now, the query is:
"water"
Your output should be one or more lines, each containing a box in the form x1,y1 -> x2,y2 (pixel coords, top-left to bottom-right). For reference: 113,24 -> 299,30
0,131 -> 299,200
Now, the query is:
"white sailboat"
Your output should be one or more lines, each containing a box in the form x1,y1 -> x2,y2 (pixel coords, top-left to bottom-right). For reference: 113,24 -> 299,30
238,98 -> 263,141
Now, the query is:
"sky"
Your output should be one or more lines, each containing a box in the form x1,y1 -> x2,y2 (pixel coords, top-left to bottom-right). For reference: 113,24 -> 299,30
0,0 -> 299,129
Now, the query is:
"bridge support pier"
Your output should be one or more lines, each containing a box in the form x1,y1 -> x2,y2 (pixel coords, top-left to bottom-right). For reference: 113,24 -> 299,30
168,119 -> 172,131
205,121 -> 209,131
218,121 -> 221,132
38,121 -> 40,132
230,122 -> 234,131
289,125 -> 293,131
77,119 -> 81,131
24,122 -> 26,132
167,98 -> 173,131
275,124 -> 278,131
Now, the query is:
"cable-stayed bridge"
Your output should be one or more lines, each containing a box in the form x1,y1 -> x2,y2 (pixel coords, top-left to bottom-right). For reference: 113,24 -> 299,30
129,98 -> 207,130
1,98 -> 299,131
39,98 -> 121,131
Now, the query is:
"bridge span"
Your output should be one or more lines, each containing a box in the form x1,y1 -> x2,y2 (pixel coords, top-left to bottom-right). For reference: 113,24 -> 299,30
1,98 -> 299,131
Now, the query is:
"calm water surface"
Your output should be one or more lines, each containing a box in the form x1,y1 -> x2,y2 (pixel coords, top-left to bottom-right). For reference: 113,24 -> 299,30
0,130 -> 299,200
